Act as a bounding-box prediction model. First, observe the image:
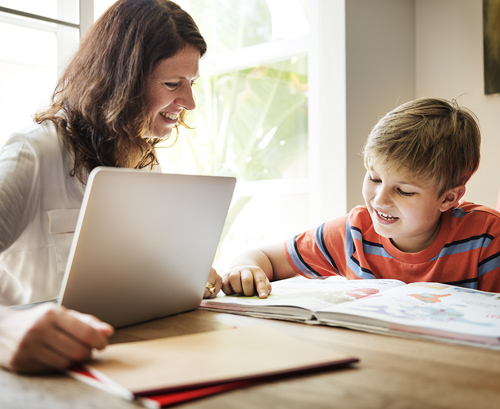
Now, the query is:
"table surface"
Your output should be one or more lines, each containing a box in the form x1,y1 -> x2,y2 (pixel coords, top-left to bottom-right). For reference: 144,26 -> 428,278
1,309 -> 499,409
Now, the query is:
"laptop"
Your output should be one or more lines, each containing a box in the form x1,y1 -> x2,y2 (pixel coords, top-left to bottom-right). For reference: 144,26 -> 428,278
58,167 -> 236,328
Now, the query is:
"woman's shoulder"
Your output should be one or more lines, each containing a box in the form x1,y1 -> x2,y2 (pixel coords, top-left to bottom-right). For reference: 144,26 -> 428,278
3,122 -> 61,158
6,122 -> 57,144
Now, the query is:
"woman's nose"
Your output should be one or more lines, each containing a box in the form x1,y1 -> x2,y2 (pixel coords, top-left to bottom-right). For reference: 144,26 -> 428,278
175,84 -> 196,111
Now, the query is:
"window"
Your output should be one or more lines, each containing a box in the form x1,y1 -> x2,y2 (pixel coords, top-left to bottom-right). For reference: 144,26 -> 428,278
93,0 -> 114,19
160,0 -> 311,268
2,0 -> 324,272
0,0 -> 79,147
93,0 -> 314,269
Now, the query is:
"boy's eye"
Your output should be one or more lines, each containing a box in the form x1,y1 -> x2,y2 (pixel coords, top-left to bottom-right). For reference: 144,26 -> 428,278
397,188 -> 414,197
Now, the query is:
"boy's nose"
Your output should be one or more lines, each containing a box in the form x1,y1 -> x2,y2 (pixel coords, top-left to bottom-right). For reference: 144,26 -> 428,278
373,186 -> 393,207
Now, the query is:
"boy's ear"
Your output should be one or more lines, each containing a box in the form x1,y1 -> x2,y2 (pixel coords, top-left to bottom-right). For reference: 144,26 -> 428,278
439,185 -> 466,212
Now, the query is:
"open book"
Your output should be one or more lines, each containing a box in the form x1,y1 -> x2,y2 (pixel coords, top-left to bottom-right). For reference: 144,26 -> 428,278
200,277 -> 500,349
68,325 -> 358,408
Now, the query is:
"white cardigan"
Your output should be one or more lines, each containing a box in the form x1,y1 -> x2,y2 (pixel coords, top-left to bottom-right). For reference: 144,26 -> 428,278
0,123 -> 85,305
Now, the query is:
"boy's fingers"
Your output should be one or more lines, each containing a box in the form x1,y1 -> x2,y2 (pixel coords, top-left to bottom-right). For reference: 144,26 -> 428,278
227,271 -> 245,295
240,269 -> 259,296
254,274 -> 271,298
221,268 -> 271,298
221,273 -> 235,295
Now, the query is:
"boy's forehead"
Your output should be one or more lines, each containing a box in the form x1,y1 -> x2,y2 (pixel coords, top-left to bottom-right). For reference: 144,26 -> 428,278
366,158 -> 435,188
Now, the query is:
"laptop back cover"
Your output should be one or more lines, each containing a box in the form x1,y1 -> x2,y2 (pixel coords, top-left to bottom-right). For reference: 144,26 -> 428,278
59,167 -> 235,328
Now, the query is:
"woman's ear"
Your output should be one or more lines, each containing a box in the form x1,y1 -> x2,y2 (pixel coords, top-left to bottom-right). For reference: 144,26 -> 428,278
439,185 -> 466,212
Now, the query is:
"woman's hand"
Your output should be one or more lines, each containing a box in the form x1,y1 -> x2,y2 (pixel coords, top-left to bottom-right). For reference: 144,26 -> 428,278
0,304 -> 114,373
203,268 -> 222,299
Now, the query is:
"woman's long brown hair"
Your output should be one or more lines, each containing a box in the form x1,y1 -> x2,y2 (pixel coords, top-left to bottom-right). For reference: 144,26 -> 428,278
34,0 -> 207,183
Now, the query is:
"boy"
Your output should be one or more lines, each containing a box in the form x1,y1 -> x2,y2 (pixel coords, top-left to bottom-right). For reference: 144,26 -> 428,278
222,98 -> 500,298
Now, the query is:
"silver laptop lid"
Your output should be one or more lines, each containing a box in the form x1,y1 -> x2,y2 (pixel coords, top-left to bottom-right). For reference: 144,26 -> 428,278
59,167 -> 235,328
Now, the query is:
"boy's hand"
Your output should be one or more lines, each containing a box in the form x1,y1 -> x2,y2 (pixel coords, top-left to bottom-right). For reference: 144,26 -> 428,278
222,266 -> 272,299
0,303 -> 114,373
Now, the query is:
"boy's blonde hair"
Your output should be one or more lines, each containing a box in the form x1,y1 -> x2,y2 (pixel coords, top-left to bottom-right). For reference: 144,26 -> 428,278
362,98 -> 481,196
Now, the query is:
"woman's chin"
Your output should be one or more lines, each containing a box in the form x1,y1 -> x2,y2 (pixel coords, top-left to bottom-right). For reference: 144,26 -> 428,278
145,130 -> 174,140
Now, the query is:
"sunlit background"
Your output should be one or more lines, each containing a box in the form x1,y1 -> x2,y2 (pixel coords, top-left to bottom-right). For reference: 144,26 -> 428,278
0,0 -> 312,271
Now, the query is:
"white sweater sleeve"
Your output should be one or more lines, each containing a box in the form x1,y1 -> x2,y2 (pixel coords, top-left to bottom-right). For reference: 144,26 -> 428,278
0,136 -> 39,253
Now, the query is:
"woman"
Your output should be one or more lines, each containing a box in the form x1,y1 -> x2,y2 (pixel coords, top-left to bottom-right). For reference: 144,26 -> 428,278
0,0 -> 221,372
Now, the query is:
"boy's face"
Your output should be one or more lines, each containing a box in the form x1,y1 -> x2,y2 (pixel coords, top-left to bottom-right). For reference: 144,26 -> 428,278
362,160 -> 449,253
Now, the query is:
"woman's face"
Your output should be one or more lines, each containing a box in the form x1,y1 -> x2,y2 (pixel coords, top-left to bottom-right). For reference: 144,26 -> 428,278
145,45 -> 200,139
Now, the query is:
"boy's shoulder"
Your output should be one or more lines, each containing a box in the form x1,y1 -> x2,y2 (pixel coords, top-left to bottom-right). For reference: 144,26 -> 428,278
449,201 -> 500,233
452,201 -> 500,220
342,205 -> 376,232
321,206 -> 370,234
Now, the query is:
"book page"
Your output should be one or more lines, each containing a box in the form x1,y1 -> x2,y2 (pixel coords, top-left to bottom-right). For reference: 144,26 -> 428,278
316,282 -> 500,344
200,276 -> 405,320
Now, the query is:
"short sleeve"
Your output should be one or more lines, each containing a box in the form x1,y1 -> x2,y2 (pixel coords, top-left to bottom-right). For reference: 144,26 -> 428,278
284,214 -> 349,278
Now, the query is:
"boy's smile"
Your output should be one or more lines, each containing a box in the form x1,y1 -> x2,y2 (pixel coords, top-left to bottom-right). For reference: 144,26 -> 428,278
374,208 -> 399,224
362,161 -> 460,253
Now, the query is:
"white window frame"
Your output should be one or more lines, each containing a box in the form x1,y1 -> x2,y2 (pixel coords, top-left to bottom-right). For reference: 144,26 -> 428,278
201,0 -> 349,229
86,1 -> 349,230
308,0 -> 347,224
200,34 -> 311,222
0,2 -> 81,74
1,0 -> 348,228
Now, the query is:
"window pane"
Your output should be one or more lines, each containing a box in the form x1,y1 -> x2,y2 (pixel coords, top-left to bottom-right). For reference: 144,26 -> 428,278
0,0 -> 79,24
157,1 -> 310,265
158,56 -> 308,181
94,0 -> 116,20
177,0 -> 309,53
0,19 -> 78,146
218,190 -> 309,269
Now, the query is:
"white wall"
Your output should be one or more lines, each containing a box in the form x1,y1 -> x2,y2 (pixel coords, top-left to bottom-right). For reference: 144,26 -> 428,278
345,0 -> 416,210
416,0 -> 500,208
343,0 -> 499,210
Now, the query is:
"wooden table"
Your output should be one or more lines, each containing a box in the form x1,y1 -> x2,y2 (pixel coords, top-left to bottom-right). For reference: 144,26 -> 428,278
1,309 -> 499,409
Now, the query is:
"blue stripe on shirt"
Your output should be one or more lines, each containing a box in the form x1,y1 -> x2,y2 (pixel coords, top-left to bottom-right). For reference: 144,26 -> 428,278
345,224 -> 378,279
286,236 -> 322,278
444,277 -> 478,289
478,250 -> 500,279
314,224 -> 341,276
289,206 -> 500,284
431,234 -> 494,260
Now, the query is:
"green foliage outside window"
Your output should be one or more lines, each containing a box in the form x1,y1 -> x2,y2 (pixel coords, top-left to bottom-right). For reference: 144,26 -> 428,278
158,0 -> 309,260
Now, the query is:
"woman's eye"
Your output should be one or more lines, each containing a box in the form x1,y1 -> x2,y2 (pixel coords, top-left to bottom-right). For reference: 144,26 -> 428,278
369,176 -> 381,183
397,188 -> 414,197
164,82 -> 179,89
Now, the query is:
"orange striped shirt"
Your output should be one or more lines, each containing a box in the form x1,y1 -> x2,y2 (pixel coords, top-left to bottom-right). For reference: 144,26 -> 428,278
285,202 -> 500,293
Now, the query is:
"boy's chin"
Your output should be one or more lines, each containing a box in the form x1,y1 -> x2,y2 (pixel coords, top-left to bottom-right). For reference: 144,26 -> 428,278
371,223 -> 393,239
